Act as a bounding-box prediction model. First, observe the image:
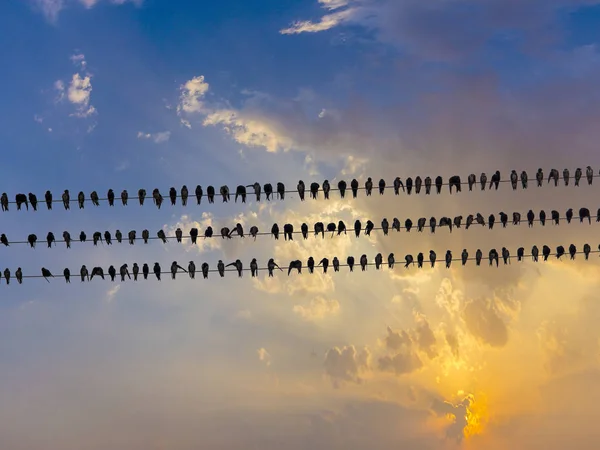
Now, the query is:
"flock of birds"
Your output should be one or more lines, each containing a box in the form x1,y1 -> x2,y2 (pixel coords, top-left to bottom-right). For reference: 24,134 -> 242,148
1,166 -> 598,212
3,243 -> 596,284
2,206 -> 598,249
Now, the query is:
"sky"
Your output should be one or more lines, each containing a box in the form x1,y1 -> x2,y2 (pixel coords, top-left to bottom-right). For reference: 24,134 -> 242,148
1,0 -> 600,448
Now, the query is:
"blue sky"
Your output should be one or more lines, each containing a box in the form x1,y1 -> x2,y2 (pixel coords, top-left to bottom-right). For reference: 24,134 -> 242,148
2,0 -> 600,449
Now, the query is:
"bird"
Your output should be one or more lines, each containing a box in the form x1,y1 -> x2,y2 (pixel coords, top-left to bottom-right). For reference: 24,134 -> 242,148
405,254 -> 414,268
449,175 -> 461,194
175,228 -> 183,243
488,214 -> 495,229
282,223 -> 293,241
347,256 -> 355,272
235,184 -> 247,203
563,169 -> 570,186
548,169 -> 559,186
415,176 -> 423,194
220,227 -> 231,239
454,215 -> 463,229
3,268 -> 10,284
89,191 -> 99,206
467,174 -> 476,191
93,231 -> 103,246
351,179 -> 359,198
249,258 -> 259,277
90,266 -> 104,281
77,191 -> 85,209
556,245 -> 565,260
268,258 -> 282,277
203,226 -> 213,240
502,247 -> 510,265
108,265 -> 117,282
566,208 -> 573,224
417,252 -> 424,268
121,189 -> 128,206
181,185 -> 189,206
169,187 -> 177,206
297,180 -> 305,201
461,249 -> 468,265
475,249 -> 482,266
45,190 -> 52,210
476,213 -> 485,227
435,176 -> 443,194
532,245 -> 539,262
219,185 -> 230,203
510,170 -> 518,190
128,230 -> 136,245
521,171 -> 528,189
583,243 -> 591,260
41,267 -> 53,282
513,212 -> 521,225
310,182 -> 320,199
288,260 -> 303,276
62,190 -> 70,210
466,215 -> 474,229
375,253 -> 383,270
120,264 -> 131,281
318,257 -> 329,273
378,179 -> 385,195
338,220 -> 347,236
489,171 -> 501,190
569,244 -> 577,260
338,180 -> 347,198
517,247 -> 524,261
574,168 -> 582,187
387,253 -> 395,269
326,222 -> 336,237
79,231 -> 86,243
232,223 -> 244,239
29,193 -> 38,211
586,166 -> 594,185
333,257 -> 340,272
190,228 -> 199,244
141,229 -> 149,244
16,268 -> 22,284
217,260 -> 225,277
393,177 -> 405,195
480,173 -> 487,191
170,261 -> 187,279
194,185 -> 203,205
429,250 -> 436,268
429,217 -> 436,233
250,226 -> 259,240
424,176 -> 432,194
314,222 -> 325,239
406,177 -> 413,195
133,263 -> 139,281
104,231 -> 112,245
354,220 -> 362,237
137,188 -> 146,206
527,210 -> 535,227
157,229 -> 168,243
365,220 -> 374,236
365,178 -> 373,196
381,218 -> 389,235
489,249 -> 499,267
106,189 -> 115,206
499,212 -> 508,228
246,182 -> 260,202
417,217 -> 426,232
360,254 -> 368,271
445,250 -> 452,268
227,260 -> 243,277
15,193 -> 28,210
153,262 -> 162,280
202,262 -> 209,279
551,210 -> 560,225
0,234 -> 8,246
27,234 -> 37,248
323,180 -> 331,199
186,261 -> 195,279
542,245 -> 551,261
263,183 -> 273,201
580,207 -> 591,224
271,223 -> 280,240
47,232 -> 55,248
307,257 -> 315,274
540,210 -> 546,226
405,218 -> 413,232
392,218 -> 401,232
276,182 -> 285,200
142,263 -> 149,280
153,188 -> 164,208
536,168 -> 544,187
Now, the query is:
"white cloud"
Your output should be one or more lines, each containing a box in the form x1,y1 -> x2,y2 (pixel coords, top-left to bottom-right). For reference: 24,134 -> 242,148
67,73 -> 96,118
257,347 -> 271,366
70,53 -> 87,69
293,297 -> 340,321
280,7 -> 357,34
178,75 -> 209,115
137,131 -> 171,144
34,0 -> 142,22
54,80 -> 65,102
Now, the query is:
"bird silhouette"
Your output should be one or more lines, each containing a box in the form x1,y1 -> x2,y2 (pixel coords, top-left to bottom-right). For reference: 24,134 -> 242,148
41,267 -> 53,282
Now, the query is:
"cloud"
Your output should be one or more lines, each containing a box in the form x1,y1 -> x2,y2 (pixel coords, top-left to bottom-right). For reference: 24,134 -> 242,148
293,297 -> 340,321
324,345 -> 370,387
33,0 -> 142,22
53,80 -> 65,102
137,131 -> 171,143
177,75 -> 209,118
70,53 -> 86,69
257,347 -> 271,366
106,285 -> 120,302
163,213 -> 222,255
463,297 -> 509,348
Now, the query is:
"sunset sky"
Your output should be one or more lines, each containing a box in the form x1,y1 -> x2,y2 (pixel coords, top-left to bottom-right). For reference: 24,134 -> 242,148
1,0 -> 600,449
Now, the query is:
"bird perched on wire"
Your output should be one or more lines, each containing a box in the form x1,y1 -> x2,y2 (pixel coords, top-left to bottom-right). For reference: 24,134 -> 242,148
333,257 -> 340,272
307,257 -> 315,274
393,177 -> 405,195
502,247 -> 510,265
170,261 -> 187,279
532,245 -> 539,262
108,265 -> 117,281
350,179 -> 359,198
27,234 -> 37,248
77,191 -> 85,209
169,187 -> 177,206
521,171 -> 528,189
47,232 -> 55,248
297,180 -> 305,201
288,260 -> 303,276
41,267 -> 53,282
415,176 -> 423,194
263,183 -> 272,201
226,260 -> 243,277
374,253 -> 383,270
510,170 -> 518,190
406,177 -> 413,195
365,178 -> 373,196
318,257 -> 329,274
268,258 -> 282,277
188,261 -> 196,279
120,264 -> 131,281
467,174 -> 476,191
202,263 -> 209,279
338,180 -> 346,198
548,169 -> 559,186
445,250 -> 452,268
153,262 -> 162,280
0,234 -> 8,247
479,173 -> 487,191
360,254 -> 368,271
217,260 -> 225,277
284,224 -> 294,241
424,176 -> 432,194
489,171 -> 501,190
45,190 -> 52,210
142,264 -> 149,280
277,182 -> 285,200
181,185 -> 189,206
16,193 -> 28,210
461,249 -> 468,265
271,223 -> 280,240
62,190 -> 70,210
16,268 -> 22,284
586,166 -> 594,185
448,176 -> 461,194
536,168 -> 543,187
133,263 -> 139,281
153,188 -> 164,208
517,247 -> 524,261
235,185 -> 246,203
475,249 -> 482,266
310,182 -> 320,199
388,253 -> 395,269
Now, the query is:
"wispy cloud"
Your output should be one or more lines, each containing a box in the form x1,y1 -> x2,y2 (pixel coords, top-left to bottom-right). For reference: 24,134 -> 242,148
137,131 -> 171,144
33,0 -> 143,23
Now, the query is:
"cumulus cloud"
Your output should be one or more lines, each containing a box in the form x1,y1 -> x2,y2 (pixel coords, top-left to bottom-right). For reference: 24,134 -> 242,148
137,131 -> 171,143
293,297 -> 340,320
53,53 -> 96,119
177,75 -> 209,127
324,345 -> 370,387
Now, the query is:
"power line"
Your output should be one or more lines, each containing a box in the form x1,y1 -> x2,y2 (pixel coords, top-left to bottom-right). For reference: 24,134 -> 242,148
1,168 -> 598,210
4,210 -> 597,248
4,243 -> 596,283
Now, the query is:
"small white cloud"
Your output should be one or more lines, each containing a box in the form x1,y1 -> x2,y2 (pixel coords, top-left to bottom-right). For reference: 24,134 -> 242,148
54,80 -> 65,102
178,75 -> 209,115
137,131 -> 171,143
106,285 -> 120,302
34,0 -> 64,23
34,114 -> 44,123
280,7 -> 356,34
70,53 -> 87,69
67,73 -> 96,118
257,347 -> 271,366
